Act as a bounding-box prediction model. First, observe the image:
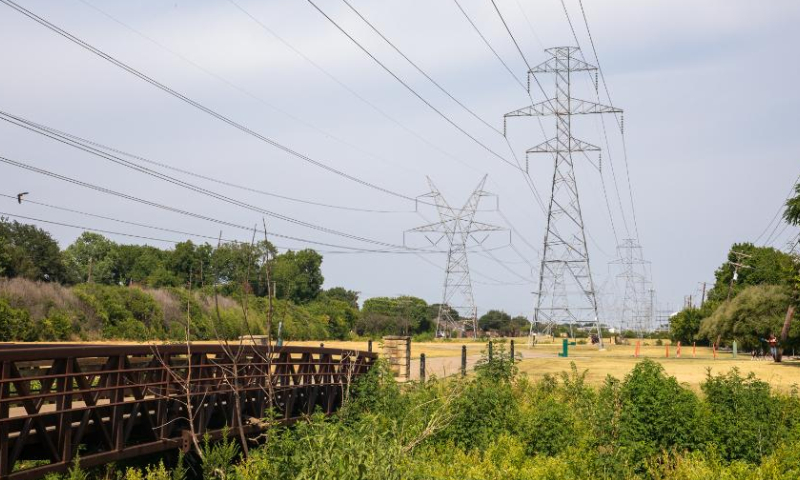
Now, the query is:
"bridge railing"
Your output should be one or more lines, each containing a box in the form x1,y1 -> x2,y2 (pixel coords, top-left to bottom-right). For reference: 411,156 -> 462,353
0,343 -> 376,480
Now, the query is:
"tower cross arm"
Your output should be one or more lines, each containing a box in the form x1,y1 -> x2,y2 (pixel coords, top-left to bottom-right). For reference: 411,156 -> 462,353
467,221 -> 505,233
530,52 -> 597,73
505,98 -> 621,119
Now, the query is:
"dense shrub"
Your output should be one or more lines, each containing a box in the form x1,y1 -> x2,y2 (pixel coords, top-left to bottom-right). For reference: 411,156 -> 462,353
702,368 -> 787,462
43,351 -> 800,480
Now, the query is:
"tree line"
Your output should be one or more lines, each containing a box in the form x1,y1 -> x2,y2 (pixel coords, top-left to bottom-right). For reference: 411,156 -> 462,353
670,185 -> 800,356
0,217 -> 529,341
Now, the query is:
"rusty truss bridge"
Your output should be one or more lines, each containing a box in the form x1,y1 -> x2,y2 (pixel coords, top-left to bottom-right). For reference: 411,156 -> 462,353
0,343 -> 376,479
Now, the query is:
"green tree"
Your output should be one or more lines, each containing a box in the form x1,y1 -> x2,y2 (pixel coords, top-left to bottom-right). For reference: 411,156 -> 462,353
478,309 -> 511,333
211,241 -> 273,295
699,284 -> 797,350
509,315 -> 530,337
360,296 -> 428,335
705,243 -> 796,303
63,232 -> 118,284
321,287 -> 360,309
669,307 -> 704,344
170,241 -> 213,287
308,296 -> 359,339
783,183 -> 800,227
0,218 -> 66,282
271,249 -> 324,304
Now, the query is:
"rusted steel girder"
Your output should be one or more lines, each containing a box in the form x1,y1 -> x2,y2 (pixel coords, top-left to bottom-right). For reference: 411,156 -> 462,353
0,343 -> 376,480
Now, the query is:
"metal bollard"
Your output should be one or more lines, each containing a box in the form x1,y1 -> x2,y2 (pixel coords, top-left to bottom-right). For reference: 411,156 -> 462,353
368,339 -> 373,353
420,353 -> 426,383
488,340 -> 493,362
461,345 -> 467,376
405,339 -> 411,381
510,339 -> 515,363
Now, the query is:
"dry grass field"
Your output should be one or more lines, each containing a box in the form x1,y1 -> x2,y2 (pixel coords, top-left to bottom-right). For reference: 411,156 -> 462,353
293,338 -> 800,391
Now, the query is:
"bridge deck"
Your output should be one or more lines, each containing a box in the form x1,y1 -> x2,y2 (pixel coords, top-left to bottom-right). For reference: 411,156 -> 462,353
0,343 -> 376,480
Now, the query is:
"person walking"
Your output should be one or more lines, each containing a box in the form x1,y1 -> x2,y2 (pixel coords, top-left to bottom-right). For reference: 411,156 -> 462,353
767,333 -> 779,361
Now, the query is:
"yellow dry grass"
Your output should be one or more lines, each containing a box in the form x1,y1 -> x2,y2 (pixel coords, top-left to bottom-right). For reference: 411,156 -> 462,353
294,338 -> 800,392
514,342 -> 800,392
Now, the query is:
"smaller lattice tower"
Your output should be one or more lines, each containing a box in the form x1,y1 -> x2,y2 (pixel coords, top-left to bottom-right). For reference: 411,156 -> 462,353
407,176 -> 502,336
609,239 -> 650,337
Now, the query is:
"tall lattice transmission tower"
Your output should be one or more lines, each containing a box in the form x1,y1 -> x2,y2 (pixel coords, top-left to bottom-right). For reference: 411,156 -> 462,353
406,176 -> 502,336
504,46 -> 622,347
609,239 -> 650,337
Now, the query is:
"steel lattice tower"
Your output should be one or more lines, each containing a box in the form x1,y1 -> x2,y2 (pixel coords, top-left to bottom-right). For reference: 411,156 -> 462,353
407,176 -> 502,336
610,239 -> 650,337
504,47 -> 621,347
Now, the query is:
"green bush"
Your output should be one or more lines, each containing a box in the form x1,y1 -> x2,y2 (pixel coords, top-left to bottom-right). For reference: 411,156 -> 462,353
615,360 -> 706,464
0,297 -> 35,341
702,368 -> 786,462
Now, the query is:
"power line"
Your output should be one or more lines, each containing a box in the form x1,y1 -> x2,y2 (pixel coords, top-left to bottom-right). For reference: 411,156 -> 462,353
0,153 -> 435,254
0,194 -> 448,256
0,0 -> 421,204
341,0 -> 503,136
573,0 -> 640,238
0,111 -> 414,248
2,110 -> 413,214
755,170 -> 800,245
306,0 -> 522,171
77,0 -> 424,181
224,0 -> 475,175
451,0 -> 525,90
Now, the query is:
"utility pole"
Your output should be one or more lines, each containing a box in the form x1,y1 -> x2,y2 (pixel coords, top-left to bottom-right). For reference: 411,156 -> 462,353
699,282 -> 707,307
726,251 -> 752,301
406,176 -> 503,337
505,46 -> 621,350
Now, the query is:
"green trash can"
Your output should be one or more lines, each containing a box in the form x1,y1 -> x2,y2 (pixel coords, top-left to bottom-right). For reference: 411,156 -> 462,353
558,338 -> 568,358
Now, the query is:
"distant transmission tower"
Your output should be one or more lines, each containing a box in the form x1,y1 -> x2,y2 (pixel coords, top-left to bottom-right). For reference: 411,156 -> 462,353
406,176 -> 502,336
609,239 -> 650,337
504,46 -> 621,347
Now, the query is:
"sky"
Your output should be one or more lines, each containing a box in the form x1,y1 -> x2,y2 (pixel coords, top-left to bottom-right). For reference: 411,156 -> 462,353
1,0 -> 799,327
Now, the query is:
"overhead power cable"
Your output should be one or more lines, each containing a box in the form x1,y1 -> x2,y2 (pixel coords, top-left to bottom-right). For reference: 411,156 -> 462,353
571,0 -> 640,238
1,110 -> 412,214
0,154 -> 434,254
0,0 -> 421,204
451,0 -> 525,90
0,111 -> 413,248
306,0 -> 522,171
77,0 -> 425,181
336,0 -> 550,222
341,0 -> 503,137
754,170 -> 800,245
0,194 -> 450,255
224,0 -> 475,173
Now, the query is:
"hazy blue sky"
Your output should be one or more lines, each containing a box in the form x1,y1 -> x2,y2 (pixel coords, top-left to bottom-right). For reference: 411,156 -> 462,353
1,0 -> 798,325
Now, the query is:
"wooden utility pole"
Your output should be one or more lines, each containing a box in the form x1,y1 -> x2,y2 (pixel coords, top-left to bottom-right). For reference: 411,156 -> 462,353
726,251 -> 752,301
699,282 -> 707,307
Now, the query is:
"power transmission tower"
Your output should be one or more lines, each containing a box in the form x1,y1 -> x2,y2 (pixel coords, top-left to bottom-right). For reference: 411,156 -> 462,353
609,239 -> 650,337
504,46 -> 621,348
406,176 -> 502,337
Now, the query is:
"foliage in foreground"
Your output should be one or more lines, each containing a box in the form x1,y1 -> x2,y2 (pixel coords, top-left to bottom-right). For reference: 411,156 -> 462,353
51,350 -> 800,480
